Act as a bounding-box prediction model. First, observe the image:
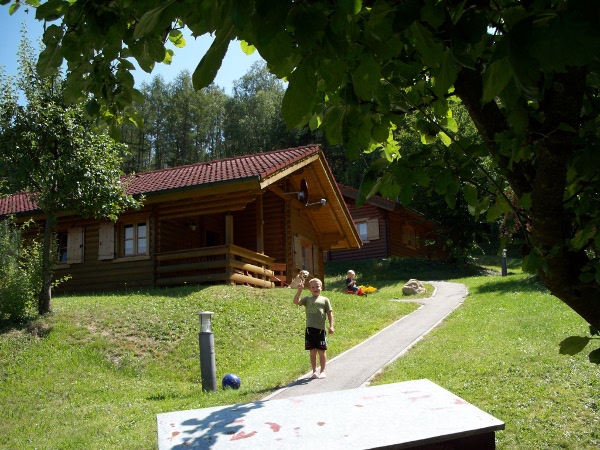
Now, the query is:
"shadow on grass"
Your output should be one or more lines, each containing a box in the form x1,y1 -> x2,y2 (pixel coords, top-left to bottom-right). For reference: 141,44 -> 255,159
0,316 -> 53,337
471,273 -> 548,294
325,257 -> 485,288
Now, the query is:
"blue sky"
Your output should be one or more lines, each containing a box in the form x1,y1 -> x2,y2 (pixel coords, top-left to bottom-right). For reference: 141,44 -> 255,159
0,6 -> 263,94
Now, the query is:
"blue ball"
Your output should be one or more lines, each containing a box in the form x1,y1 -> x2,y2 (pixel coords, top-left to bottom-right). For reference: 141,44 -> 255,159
222,373 -> 241,390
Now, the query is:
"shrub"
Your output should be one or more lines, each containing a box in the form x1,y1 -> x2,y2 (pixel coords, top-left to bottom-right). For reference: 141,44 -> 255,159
0,218 -> 42,321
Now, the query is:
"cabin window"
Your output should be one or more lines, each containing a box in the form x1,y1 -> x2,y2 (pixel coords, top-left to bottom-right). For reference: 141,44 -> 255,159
355,218 -> 379,242
123,222 -> 148,256
357,222 -> 368,241
402,224 -> 417,249
57,232 -> 68,263
56,227 -> 84,264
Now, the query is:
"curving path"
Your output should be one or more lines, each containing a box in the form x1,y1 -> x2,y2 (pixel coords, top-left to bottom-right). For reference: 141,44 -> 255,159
263,281 -> 467,401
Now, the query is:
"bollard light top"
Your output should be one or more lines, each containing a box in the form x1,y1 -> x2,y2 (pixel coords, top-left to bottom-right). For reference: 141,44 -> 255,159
197,311 -> 214,332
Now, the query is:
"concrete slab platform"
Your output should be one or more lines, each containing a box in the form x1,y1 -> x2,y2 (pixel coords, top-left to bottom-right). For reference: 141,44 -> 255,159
157,379 -> 504,449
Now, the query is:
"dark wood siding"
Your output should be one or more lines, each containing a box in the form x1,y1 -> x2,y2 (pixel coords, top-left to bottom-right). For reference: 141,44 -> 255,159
263,191 -> 286,263
328,201 -> 390,261
328,193 -> 448,261
54,213 -> 155,293
232,201 -> 257,251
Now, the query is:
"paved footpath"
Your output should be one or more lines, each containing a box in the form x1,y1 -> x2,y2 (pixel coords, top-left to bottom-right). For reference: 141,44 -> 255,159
263,281 -> 467,401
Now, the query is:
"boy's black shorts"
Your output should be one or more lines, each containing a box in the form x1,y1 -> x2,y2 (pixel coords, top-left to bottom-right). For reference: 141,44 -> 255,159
305,327 -> 327,350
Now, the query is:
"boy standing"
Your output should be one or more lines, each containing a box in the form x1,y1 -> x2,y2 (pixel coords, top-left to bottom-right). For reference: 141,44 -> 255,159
293,278 -> 334,379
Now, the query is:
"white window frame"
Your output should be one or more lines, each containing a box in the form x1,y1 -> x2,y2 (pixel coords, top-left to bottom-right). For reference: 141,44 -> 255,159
121,220 -> 148,257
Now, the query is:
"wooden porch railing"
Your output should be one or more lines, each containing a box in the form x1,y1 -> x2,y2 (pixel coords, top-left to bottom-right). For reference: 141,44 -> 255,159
155,245 -> 276,288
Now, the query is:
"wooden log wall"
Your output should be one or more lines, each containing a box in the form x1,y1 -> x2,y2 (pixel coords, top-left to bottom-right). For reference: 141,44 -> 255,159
262,191 -> 287,263
54,213 -> 155,293
328,203 -> 389,261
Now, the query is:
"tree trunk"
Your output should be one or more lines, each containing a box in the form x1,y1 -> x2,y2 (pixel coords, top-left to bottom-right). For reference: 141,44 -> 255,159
455,68 -> 600,331
37,215 -> 55,315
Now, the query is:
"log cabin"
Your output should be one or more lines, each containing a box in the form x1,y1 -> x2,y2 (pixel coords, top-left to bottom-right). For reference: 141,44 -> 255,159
0,145 -> 361,293
327,185 -> 448,261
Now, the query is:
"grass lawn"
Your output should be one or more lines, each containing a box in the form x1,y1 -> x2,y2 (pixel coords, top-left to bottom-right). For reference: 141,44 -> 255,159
373,272 -> 599,449
1,258 -> 598,449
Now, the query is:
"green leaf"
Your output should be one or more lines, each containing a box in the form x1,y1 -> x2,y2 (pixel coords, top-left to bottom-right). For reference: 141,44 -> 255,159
36,25 -> 63,77
421,134 -> 437,145
358,159 -> 388,206
126,111 -> 145,129
321,105 -> 346,145
168,30 -> 186,48
579,272 -> 596,283
308,114 -> 321,131
371,120 -> 390,143
559,336 -> 590,355
282,60 -> 317,128
133,1 -> 175,39
408,22 -> 445,68
8,2 -> 20,14
421,0 -> 445,29
35,0 -> 69,21
320,57 -> 346,92
240,40 -> 256,56
437,131 -> 449,147
482,56 -> 514,104
462,183 -> 478,206
431,49 -> 457,97
352,54 -> 380,101
256,30 -> 298,78
486,203 -> 503,222
518,192 -> 532,209
192,25 -> 235,90
85,99 -> 100,117
163,49 -> 174,65
339,0 -> 362,15
441,115 -> 458,133
570,223 -> 597,251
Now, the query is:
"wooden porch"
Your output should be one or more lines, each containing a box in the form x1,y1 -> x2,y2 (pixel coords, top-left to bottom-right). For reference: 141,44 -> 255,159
155,244 -> 281,289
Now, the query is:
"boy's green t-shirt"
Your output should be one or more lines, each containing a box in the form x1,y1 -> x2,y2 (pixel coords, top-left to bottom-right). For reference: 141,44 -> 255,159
299,295 -> 332,330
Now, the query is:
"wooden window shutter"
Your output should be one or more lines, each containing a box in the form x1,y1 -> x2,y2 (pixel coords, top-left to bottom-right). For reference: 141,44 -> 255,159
304,243 -> 314,274
98,222 -> 115,260
366,219 -> 380,240
293,236 -> 302,269
66,227 -> 84,264
312,244 -> 320,276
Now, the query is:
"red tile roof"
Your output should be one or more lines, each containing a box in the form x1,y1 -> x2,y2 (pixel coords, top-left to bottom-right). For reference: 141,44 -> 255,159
0,145 -> 320,216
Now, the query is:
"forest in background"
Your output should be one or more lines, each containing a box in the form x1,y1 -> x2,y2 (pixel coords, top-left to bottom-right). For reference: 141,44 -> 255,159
118,61 -> 370,190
